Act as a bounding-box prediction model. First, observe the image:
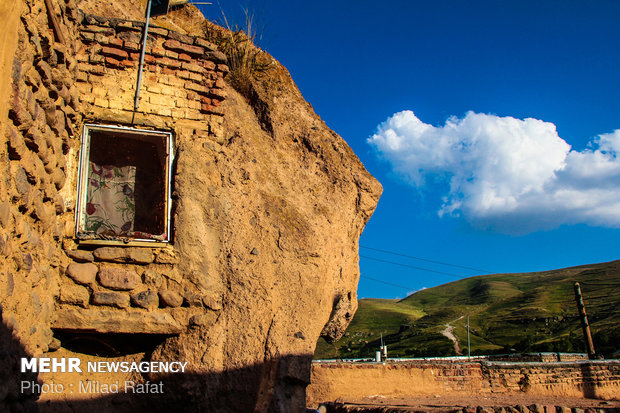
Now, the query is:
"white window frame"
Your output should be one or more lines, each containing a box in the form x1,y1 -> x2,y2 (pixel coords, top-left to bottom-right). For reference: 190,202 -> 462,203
75,124 -> 174,245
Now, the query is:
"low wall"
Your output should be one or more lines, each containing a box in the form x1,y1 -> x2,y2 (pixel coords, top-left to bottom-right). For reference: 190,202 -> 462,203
307,360 -> 620,407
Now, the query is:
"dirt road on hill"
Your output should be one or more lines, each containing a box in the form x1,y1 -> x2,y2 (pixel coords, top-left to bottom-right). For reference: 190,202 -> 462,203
441,316 -> 464,355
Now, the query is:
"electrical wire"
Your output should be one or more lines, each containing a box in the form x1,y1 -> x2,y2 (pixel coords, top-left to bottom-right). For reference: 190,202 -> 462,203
361,245 -> 494,274
360,275 -> 417,291
358,247 -> 619,305
360,255 -> 469,278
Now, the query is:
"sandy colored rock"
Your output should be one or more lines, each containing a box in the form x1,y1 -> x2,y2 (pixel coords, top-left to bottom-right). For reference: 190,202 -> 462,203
94,247 -> 154,264
143,269 -> 164,288
92,291 -> 130,308
66,262 -> 98,285
148,71 -> 381,411
0,202 -> 10,228
53,307 -> 183,334
59,283 -> 90,308
182,290 -> 203,307
97,267 -> 141,290
320,293 -> 355,342
155,248 -> 177,264
189,312 -> 217,326
1,0 -> 381,411
159,289 -> 183,308
202,293 -> 222,311
131,289 -> 159,309
1,271 -> 14,297
65,249 -> 94,262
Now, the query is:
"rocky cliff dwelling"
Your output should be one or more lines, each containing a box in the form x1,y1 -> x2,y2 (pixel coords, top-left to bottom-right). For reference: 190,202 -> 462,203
0,0 -> 382,411
54,11 -> 231,336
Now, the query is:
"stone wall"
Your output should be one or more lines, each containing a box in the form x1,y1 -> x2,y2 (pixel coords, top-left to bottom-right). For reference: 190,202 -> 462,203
1,0 -> 232,348
2,1 -> 383,411
1,0 -> 232,407
1,0 -> 81,410
307,360 -> 620,408
2,0 -> 81,358
54,12 -> 231,335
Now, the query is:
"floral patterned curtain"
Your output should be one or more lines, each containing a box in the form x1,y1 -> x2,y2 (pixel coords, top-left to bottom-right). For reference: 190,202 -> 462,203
85,162 -> 136,237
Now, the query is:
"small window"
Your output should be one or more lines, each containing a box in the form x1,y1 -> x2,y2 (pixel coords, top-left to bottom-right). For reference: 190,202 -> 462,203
75,124 -> 173,244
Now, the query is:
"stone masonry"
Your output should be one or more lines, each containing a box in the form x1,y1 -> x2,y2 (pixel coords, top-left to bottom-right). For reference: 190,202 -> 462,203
2,0 -> 82,409
1,0 -> 384,411
51,12 -> 233,335
75,13 -> 228,133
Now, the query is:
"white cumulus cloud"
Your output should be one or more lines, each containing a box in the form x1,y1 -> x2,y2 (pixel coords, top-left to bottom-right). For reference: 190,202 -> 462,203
368,110 -> 620,234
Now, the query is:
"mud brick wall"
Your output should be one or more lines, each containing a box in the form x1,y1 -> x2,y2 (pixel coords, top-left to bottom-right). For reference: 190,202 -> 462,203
53,13 -> 233,335
75,13 -> 228,136
307,360 -> 620,407
2,0 -> 233,375
488,353 -> 589,363
1,0 -> 82,410
2,0 -> 80,353
483,361 -> 620,397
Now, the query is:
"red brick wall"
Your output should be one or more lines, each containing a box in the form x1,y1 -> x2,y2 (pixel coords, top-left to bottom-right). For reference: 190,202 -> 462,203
75,13 -> 228,135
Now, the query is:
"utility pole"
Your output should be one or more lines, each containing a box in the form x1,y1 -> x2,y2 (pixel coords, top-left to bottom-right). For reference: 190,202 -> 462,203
134,0 -> 154,113
467,315 -> 470,361
134,0 -> 188,112
573,282 -> 596,360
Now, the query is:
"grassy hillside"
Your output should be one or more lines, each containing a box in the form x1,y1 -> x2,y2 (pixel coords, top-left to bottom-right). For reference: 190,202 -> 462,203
315,260 -> 620,359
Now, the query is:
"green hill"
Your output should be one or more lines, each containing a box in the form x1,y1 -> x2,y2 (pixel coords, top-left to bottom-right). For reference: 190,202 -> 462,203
314,260 -> 620,359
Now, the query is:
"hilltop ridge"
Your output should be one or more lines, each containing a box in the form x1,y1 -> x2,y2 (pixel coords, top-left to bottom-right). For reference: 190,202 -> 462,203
315,260 -> 620,359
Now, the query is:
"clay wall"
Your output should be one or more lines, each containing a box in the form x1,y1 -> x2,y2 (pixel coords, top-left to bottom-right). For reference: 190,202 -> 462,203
307,360 -> 620,407
2,0 -> 81,410
1,1 -> 229,408
54,12 -> 229,335
2,1 -> 383,411
75,13 -> 228,131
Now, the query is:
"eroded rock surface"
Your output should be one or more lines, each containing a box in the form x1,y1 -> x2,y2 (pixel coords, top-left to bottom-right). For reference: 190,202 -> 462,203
0,0 -> 381,412
148,74 -> 382,411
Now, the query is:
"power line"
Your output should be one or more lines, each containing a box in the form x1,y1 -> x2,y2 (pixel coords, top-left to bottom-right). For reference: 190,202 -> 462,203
360,275 -> 416,291
360,245 -> 493,274
360,255 -> 467,279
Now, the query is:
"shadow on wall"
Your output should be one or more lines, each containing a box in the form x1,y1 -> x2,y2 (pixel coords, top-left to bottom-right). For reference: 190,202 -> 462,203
0,309 -> 40,412
1,314 -> 314,413
37,354 -> 312,412
578,361 -> 598,399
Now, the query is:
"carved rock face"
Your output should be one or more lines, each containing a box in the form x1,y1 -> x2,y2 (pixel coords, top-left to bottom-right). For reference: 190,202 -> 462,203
0,1 -> 381,411
148,71 -> 381,411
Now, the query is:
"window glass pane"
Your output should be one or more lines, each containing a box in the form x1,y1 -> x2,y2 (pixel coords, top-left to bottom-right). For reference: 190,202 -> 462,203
78,127 -> 170,242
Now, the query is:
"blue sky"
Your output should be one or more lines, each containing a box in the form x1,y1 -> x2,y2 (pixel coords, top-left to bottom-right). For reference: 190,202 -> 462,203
198,1 -> 620,299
